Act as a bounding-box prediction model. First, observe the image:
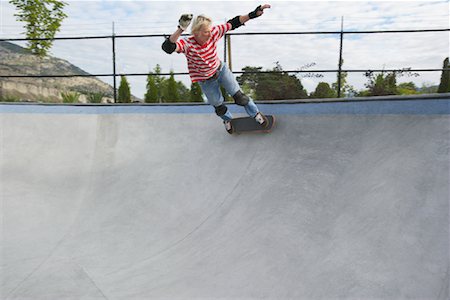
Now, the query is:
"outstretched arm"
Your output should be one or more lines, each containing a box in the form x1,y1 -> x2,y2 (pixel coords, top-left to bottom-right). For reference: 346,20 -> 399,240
227,4 -> 271,30
162,14 -> 193,54
168,27 -> 184,44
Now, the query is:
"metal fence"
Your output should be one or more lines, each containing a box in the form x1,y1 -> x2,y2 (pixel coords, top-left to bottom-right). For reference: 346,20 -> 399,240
1,27 -> 449,101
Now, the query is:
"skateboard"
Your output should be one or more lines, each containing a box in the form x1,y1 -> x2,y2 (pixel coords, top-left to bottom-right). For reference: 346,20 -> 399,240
230,115 -> 275,134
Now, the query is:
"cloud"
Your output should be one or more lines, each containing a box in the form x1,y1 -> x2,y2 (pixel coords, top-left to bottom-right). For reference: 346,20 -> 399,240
1,0 -> 448,98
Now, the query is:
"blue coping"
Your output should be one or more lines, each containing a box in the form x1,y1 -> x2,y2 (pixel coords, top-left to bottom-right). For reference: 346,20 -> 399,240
1,98 -> 449,115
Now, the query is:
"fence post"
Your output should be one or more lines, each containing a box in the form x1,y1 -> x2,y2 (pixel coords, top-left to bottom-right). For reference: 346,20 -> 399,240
337,16 -> 344,98
224,33 -> 227,66
112,22 -> 117,103
227,35 -> 232,71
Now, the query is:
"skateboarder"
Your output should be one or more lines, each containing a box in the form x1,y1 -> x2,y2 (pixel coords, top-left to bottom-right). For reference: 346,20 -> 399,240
162,4 -> 271,134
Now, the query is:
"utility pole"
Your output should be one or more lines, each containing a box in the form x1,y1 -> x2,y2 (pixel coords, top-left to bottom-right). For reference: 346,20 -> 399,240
223,18 -> 227,66
227,35 -> 232,71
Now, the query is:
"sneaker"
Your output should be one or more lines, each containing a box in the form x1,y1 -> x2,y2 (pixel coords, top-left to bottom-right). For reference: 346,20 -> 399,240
254,112 -> 269,128
224,120 -> 233,134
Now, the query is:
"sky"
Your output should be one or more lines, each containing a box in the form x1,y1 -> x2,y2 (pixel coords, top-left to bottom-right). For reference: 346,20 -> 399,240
0,0 -> 449,99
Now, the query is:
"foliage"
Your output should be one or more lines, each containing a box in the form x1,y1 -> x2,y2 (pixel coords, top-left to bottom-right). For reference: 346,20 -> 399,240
118,75 -> 131,103
61,91 -> 80,103
145,65 -> 202,103
145,64 -> 166,103
10,0 -> 67,56
240,82 -> 256,100
87,92 -> 104,103
237,62 -> 308,100
176,81 -> 190,102
237,66 -> 261,94
310,82 -> 336,98
361,68 -> 423,96
220,86 -> 233,102
419,83 -> 438,94
397,82 -> 419,95
364,71 -> 398,96
331,60 -> 356,98
166,71 -> 180,102
190,82 -> 204,102
145,74 -> 158,103
143,61 -> 440,104
438,57 -> 450,93
0,94 -> 21,102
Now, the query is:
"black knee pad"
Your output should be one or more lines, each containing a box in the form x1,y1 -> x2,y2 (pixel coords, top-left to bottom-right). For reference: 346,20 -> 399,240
215,104 -> 228,116
233,90 -> 249,106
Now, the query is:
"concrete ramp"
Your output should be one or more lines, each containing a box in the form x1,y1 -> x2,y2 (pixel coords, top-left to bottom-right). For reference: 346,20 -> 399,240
1,99 -> 449,299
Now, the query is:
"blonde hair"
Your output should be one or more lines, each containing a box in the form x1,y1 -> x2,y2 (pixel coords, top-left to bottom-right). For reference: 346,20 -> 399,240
191,14 -> 212,35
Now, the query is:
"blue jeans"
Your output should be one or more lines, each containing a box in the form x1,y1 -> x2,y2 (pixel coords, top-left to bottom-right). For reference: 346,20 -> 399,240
198,63 -> 259,122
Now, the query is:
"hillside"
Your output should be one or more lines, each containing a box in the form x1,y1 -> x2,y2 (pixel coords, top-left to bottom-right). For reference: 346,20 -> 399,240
0,41 -> 139,103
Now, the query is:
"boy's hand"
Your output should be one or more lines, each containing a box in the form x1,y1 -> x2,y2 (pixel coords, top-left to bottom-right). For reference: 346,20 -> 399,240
249,4 -> 271,19
178,14 -> 193,31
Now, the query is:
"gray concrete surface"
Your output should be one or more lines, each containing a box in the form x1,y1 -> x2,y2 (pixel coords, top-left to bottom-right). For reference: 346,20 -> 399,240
1,109 -> 449,299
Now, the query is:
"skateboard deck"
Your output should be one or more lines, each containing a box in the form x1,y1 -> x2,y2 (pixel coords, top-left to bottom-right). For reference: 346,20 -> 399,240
230,115 -> 275,134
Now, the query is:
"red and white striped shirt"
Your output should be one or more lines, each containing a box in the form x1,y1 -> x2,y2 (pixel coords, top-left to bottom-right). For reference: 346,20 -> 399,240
176,23 -> 232,83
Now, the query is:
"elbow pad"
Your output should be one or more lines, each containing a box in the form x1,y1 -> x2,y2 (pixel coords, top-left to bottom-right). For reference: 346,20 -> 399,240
162,38 -> 176,54
227,15 -> 243,30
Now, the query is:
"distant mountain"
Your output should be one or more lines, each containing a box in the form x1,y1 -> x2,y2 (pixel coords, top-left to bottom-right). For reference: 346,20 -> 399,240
0,41 -> 140,103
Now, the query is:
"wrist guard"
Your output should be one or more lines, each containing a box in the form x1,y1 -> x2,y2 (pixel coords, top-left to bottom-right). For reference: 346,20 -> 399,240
248,5 -> 262,19
178,14 -> 193,31
227,15 -> 243,30
162,38 -> 176,54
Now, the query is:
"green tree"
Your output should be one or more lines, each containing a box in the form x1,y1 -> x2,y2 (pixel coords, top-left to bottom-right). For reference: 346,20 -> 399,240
176,81 -> 190,102
166,71 -> 179,102
237,62 -> 307,100
365,71 -> 397,96
419,83 -> 438,94
145,64 -> 196,103
397,82 -> 418,95
438,57 -> 450,93
145,74 -> 158,103
310,82 -> 336,98
145,65 -> 166,103
190,82 -> 203,102
10,0 -> 67,56
118,75 -> 131,103
240,82 -> 257,100
237,66 -> 261,93
159,80 -> 168,103
220,86 -> 233,102
332,59 -> 355,98
333,58 -> 345,97
332,71 -> 354,97
155,65 -> 166,101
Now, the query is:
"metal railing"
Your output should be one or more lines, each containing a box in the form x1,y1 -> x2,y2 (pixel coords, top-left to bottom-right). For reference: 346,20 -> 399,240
1,27 -> 449,101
